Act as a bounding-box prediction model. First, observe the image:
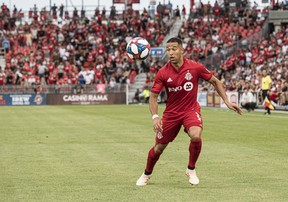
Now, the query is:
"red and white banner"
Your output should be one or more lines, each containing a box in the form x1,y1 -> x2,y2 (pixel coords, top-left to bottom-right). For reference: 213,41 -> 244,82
220,92 -> 239,108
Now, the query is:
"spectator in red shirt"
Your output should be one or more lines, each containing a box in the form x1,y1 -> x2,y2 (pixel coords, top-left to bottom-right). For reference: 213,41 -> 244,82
0,70 -> 6,86
181,5 -> 186,19
1,3 -> 7,13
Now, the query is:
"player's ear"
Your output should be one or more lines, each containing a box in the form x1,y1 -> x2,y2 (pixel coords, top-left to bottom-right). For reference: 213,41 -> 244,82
181,46 -> 184,54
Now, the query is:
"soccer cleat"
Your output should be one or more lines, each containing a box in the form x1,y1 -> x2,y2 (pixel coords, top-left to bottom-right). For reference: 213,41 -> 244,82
186,168 -> 199,185
136,173 -> 152,186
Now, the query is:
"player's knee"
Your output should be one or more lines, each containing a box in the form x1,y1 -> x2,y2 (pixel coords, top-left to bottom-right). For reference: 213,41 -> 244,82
155,148 -> 164,155
188,127 -> 202,142
190,135 -> 201,142
154,144 -> 167,155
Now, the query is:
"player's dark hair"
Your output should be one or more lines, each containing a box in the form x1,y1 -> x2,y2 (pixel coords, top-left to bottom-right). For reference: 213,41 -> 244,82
167,37 -> 183,45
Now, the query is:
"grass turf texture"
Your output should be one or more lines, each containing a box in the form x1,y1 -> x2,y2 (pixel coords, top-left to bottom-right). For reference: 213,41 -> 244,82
0,105 -> 288,202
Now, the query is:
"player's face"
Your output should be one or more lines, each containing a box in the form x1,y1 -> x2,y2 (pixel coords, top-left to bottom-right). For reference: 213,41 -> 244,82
166,42 -> 184,65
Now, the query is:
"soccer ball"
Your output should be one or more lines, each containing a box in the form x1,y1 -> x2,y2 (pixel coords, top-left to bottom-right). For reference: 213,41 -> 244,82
126,37 -> 150,61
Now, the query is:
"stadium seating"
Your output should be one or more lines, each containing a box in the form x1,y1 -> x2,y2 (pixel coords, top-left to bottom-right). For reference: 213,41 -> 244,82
0,3 -> 287,106
174,3 -> 287,106
0,3 -> 174,94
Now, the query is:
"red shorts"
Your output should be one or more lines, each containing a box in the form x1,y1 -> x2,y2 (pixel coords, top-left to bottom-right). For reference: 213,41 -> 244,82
155,109 -> 203,144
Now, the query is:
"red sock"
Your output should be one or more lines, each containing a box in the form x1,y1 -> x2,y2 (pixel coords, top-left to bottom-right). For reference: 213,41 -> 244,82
145,147 -> 161,174
188,139 -> 202,169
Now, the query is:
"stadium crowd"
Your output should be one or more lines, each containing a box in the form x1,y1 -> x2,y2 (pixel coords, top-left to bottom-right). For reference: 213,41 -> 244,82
0,1 -> 287,106
0,2 -> 174,93
145,1 -> 288,106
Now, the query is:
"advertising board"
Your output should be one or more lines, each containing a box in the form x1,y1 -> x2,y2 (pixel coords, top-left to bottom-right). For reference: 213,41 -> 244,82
0,94 -> 46,106
46,93 -> 126,105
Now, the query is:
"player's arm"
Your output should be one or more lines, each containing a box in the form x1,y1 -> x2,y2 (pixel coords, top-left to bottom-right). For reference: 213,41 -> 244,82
149,92 -> 163,132
208,75 -> 242,115
149,92 -> 159,116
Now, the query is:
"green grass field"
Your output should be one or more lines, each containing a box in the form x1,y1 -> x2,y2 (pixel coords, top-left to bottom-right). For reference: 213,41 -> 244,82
0,105 -> 288,202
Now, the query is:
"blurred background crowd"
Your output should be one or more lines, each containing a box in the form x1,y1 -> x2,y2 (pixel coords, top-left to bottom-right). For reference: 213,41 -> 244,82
0,0 -> 287,106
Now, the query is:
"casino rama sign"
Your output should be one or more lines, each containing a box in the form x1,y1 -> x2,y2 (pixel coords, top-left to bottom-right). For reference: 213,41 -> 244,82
46,93 -> 126,105
63,94 -> 108,102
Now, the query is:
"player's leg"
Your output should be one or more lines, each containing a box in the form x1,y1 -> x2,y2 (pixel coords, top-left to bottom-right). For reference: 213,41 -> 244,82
145,142 -> 168,174
136,117 -> 182,186
187,126 -> 203,169
136,142 -> 168,186
185,126 -> 202,185
183,111 -> 203,185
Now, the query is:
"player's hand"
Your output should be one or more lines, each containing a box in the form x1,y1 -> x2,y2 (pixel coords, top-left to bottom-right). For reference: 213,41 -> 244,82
153,118 -> 163,133
225,102 -> 243,115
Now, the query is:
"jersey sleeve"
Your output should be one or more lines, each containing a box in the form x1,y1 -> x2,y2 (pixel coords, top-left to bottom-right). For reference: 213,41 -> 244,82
198,64 -> 213,81
150,70 -> 164,94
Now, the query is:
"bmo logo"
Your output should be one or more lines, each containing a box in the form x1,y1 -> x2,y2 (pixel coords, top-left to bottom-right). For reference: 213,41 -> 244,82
168,86 -> 182,92
168,82 -> 193,92
184,82 -> 193,91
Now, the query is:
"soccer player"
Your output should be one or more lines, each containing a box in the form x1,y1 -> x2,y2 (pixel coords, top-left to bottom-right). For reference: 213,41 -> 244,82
136,37 -> 242,186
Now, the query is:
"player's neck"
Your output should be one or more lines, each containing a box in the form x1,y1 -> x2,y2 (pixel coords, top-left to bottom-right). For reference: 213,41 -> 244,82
171,58 -> 184,70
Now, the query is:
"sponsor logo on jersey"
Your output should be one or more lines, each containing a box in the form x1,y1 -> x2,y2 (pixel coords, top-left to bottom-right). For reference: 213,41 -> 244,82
168,86 -> 182,92
168,82 -> 194,92
185,70 -> 193,80
183,82 -> 193,91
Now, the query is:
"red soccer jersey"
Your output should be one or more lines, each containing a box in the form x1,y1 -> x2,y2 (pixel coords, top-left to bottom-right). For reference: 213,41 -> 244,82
151,58 -> 212,113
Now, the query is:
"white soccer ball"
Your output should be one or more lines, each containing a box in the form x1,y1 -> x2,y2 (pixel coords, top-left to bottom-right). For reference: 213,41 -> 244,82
126,37 -> 151,61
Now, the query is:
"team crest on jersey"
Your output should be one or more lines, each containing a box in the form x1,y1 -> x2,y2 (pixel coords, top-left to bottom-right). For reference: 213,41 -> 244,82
185,71 -> 193,80
157,132 -> 163,139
